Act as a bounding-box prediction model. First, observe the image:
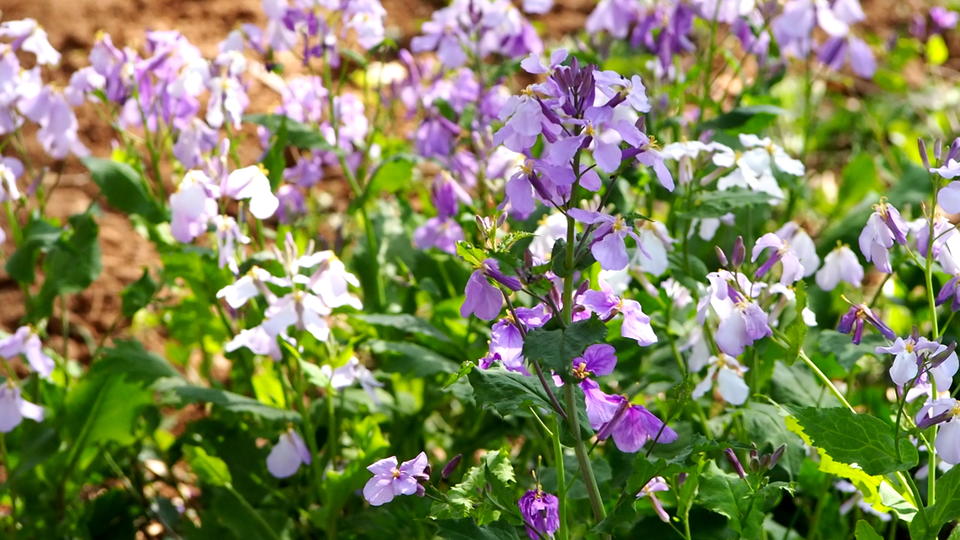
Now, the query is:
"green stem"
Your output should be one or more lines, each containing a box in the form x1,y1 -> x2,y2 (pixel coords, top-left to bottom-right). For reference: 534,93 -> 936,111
926,178 -> 940,504
563,383 -> 605,522
552,414 -> 568,540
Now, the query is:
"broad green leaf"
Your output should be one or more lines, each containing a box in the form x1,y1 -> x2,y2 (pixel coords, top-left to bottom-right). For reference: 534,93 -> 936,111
740,403 -> 804,476
243,113 -> 333,150
368,340 -> 457,376
838,153 -> 878,211
5,217 -> 60,283
92,340 -> 181,383
784,281 -> 807,365
912,463 -> 960,538
162,383 -> 300,423
701,105 -> 783,130
352,313 -> 452,342
184,446 -> 233,486
522,316 -> 607,373
789,407 -> 918,475
467,367 -> 554,416
854,520 -> 883,540
121,268 -> 158,318
697,461 -> 765,537
82,157 -> 164,222
367,156 -> 414,195
434,520 -> 521,540
35,212 -> 102,318
817,330 -> 883,372
679,189 -> 773,219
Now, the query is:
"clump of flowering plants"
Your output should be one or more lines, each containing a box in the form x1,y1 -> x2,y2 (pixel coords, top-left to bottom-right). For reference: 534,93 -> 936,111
2,0 -> 960,538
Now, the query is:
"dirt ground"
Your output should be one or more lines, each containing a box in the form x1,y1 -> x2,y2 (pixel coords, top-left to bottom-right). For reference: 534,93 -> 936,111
0,0 -> 941,362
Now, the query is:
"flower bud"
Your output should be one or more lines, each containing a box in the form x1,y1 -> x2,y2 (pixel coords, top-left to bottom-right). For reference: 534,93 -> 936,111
768,445 -> 786,470
442,453 -> 463,480
731,236 -> 745,266
715,246 -> 729,267
724,448 -> 747,479
919,138 -> 930,169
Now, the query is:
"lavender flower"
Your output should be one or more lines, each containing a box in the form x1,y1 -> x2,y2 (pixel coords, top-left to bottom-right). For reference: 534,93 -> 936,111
0,326 -> 55,378
859,200 -> 908,273
636,476 -> 670,523
837,303 -> 896,344
751,232 -> 805,285
266,429 -> 312,478
0,384 -> 44,433
581,379 -> 677,453
815,245 -> 864,291
692,353 -> 750,405
518,488 -> 560,539
916,398 -> 960,464
363,452 -> 429,506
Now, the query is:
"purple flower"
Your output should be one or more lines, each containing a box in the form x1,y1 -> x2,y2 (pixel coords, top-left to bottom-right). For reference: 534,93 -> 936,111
581,379 -> 677,453
916,398 -> 960,464
939,181 -> 960,213
222,165 -> 280,219
266,429 -> 312,478
713,291 -> 772,357
816,245 -> 864,291
518,488 -> 560,539
636,476 -> 670,523
0,384 -> 43,432
931,7 -> 960,33
569,208 -> 641,271
0,19 -> 60,65
414,217 -> 463,254
837,303 -> 896,344
692,353 -> 750,405
858,201 -> 908,273
0,326 -> 54,378
363,452 -> 429,506
170,171 -> 217,243
460,269 -> 503,321
0,156 -> 23,202
751,232 -> 805,285
877,336 -> 958,389
818,36 -> 876,78
571,343 -> 617,380
262,291 -> 332,342
621,299 -> 657,345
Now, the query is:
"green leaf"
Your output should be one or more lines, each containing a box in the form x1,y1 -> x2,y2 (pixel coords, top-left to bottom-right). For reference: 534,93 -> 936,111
467,367 -> 554,416
35,212 -> 102,318
740,403 -> 805,476
697,461 -> 765,537
161,383 -> 300,423
432,449 -> 517,525
92,339 -> 181,383
368,340 -> 457,377
82,157 -> 164,222
854,520 -> 883,540
911,463 -> 960,538
838,153 -> 879,211
680,189 -> 773,219
352,313 -> 452,342
5,216 -> 61,283
701,105 -> 783,131
367,156 -> 414,195
784,281 -> 807,365
817,330 -> 883,372
121,269 -> 158,318
243,113 -> 333,150
927,34 -> 949,66
434,520 -> 521,540
522,316 -> 608,373
789,407 -> 918,476
184,446 -> 233,486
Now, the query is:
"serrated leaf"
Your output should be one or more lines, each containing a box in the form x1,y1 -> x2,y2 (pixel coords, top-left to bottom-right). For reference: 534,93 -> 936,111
467,367 -> 553,416
5,217 -> 61,283
522,316 -> 607,374
784,281 -> 807,365
697,461 -> 765,537
432,449 -> 516,524
911,463 -> 960,538
788,407 -> 917,476
92,339 -> 181,383
817,330 -> 883,372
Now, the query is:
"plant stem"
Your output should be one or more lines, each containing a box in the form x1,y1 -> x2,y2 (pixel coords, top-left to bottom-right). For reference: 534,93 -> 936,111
552,414 -> 569,540
563,383 -> 605,522
925,177 -> 940,504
